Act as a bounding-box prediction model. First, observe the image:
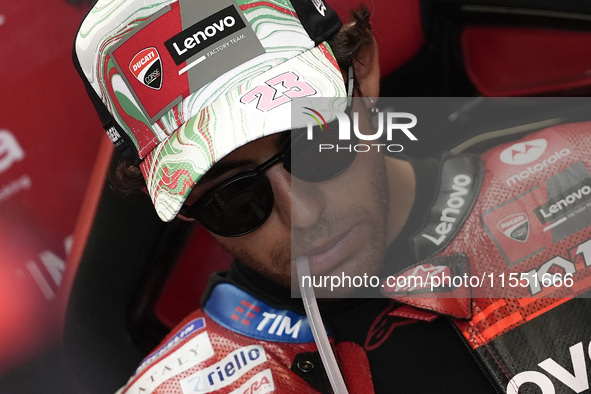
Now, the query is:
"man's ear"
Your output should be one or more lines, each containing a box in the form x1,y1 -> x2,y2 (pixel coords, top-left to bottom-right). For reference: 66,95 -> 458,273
176,212 -> 196,222
353,39 -> 380,99
141,185 -> 195,222
175,204 -> 197,222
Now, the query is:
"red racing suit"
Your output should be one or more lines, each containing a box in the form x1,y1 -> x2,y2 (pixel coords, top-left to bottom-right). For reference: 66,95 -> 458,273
386,122 -> 591,394
117,123 -> 591,394
116,282 -> 375,394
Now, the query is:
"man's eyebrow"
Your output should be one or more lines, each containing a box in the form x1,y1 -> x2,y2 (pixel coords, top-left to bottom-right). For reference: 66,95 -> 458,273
198,159 -> 255,185
199,133 -> 289,185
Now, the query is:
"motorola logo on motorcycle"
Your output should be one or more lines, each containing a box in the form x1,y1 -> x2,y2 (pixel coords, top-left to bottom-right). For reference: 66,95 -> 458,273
500,138 -> 547,165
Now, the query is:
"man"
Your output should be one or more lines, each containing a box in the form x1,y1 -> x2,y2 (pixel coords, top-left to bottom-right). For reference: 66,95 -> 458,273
74,0 -> 591,393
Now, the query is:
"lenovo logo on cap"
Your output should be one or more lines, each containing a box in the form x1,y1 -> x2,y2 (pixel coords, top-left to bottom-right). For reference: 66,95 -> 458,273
129,47 -> 162,90
164,5 -> 245,65
499,138 -> 547,165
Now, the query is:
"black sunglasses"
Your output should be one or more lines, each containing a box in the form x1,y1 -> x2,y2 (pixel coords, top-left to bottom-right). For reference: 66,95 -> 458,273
182,68 -> 357,237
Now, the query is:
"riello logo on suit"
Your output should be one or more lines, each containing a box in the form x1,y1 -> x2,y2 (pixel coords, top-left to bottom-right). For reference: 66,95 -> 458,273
129,47 -> 162,89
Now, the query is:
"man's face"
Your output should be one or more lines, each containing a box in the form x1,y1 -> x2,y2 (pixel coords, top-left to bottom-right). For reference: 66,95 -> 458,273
186,103 -> 390,295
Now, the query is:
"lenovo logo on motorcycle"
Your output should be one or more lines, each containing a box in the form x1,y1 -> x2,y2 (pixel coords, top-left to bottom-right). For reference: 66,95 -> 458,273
411,155 -> 483,261
421,174 -> 472,246
535,183 -> 591,224
507,340 -> 590,394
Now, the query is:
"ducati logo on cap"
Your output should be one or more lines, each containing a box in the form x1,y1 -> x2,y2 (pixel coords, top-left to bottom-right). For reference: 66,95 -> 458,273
129,47 -> 162,90
497,213 -> 529,242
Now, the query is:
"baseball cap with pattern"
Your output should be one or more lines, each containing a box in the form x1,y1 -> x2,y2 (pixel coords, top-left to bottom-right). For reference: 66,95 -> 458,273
74,0 -> 346,221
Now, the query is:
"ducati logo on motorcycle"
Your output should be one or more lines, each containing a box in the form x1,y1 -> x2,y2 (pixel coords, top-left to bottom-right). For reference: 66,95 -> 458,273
129,47 -> 162,90
497,213 -> 529,242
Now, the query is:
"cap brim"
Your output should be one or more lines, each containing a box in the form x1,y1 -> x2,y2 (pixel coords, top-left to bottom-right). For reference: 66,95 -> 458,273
140,44 -> 346,221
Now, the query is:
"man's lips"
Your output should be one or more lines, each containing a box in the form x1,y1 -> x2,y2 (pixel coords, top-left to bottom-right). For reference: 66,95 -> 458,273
296,225 -> 361,275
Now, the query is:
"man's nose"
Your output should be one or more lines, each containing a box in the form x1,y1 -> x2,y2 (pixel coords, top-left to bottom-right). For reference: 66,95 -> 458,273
265,164 -> 325,229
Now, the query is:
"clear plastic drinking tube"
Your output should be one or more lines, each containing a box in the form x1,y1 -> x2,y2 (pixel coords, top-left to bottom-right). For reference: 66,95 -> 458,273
295,256 -> 349,394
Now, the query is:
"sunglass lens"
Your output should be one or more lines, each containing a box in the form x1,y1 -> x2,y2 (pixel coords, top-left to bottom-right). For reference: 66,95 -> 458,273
196,174 -> 274,237
289,130 -> 356,182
